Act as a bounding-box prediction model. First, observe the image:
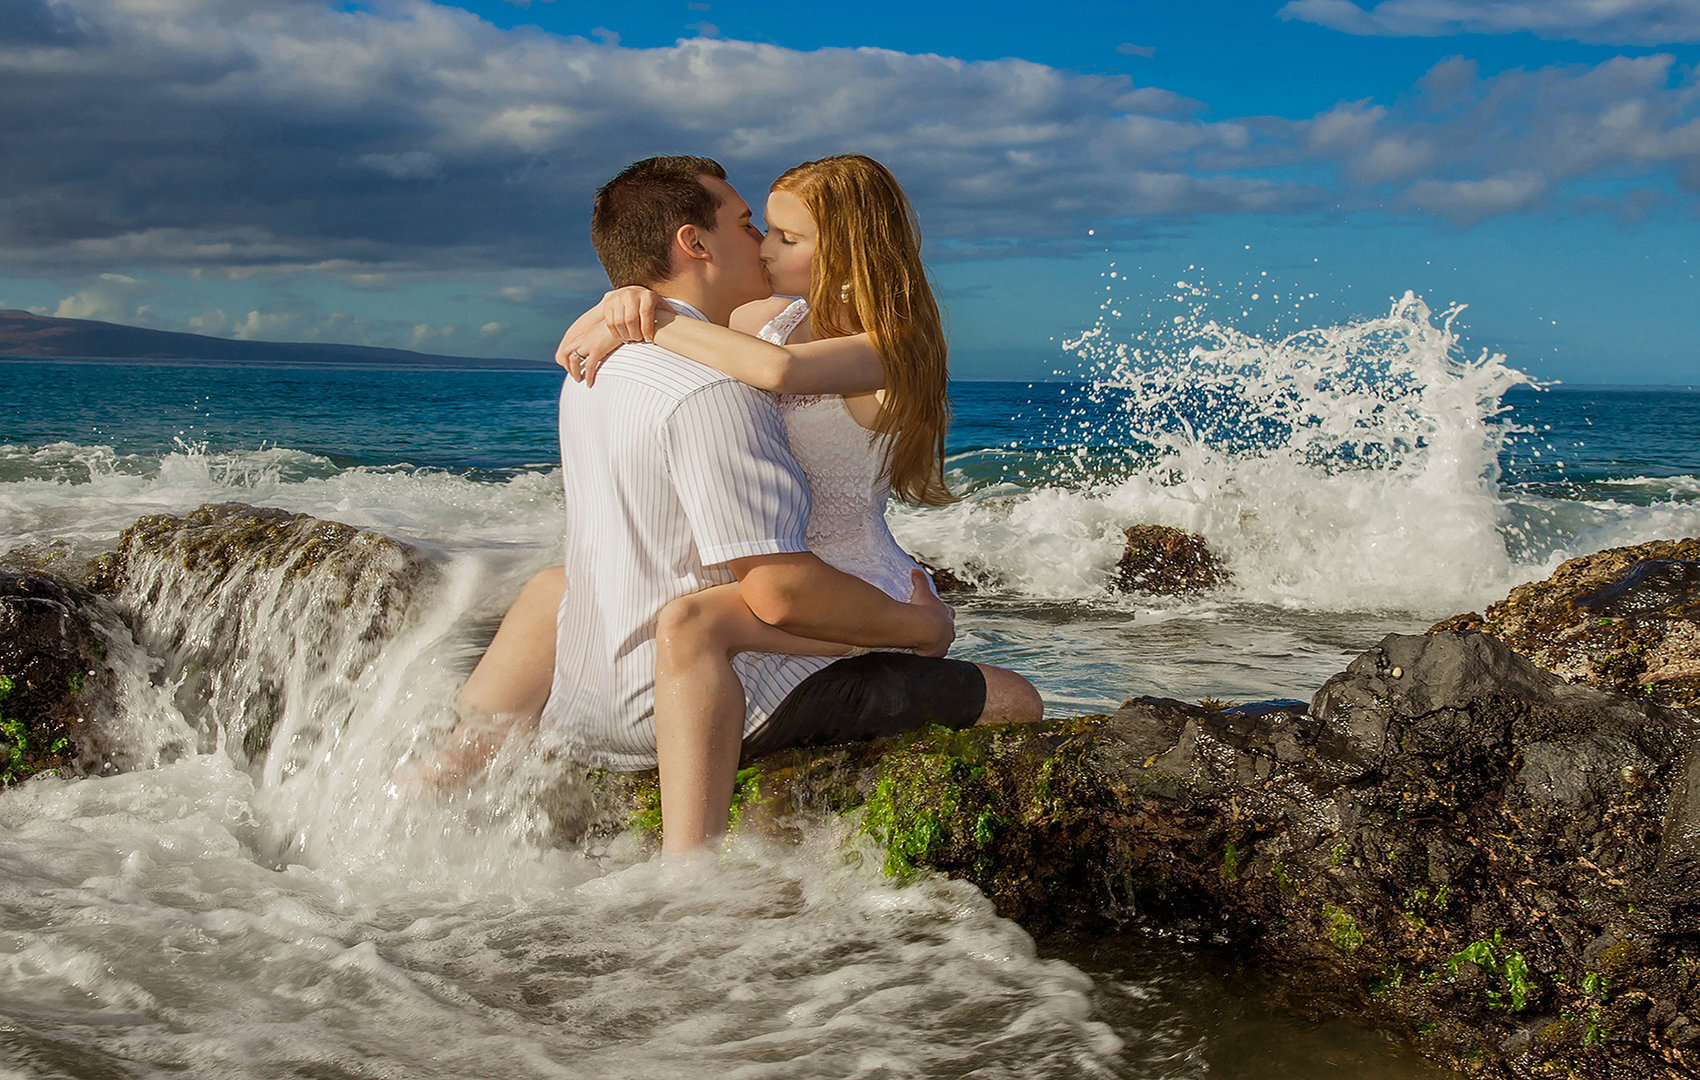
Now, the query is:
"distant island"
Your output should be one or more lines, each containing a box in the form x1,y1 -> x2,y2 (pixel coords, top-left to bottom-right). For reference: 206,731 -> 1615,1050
0,310 -> 544,368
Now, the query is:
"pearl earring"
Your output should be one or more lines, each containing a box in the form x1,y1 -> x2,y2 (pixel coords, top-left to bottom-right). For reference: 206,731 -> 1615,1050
839,282 -> 852,304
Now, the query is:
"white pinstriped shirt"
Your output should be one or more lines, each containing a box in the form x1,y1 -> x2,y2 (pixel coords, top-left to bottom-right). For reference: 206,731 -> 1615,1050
540,301 -> 836,770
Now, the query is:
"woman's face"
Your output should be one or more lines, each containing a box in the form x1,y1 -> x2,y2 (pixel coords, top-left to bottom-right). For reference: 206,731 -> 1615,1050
759,189 -> 817,298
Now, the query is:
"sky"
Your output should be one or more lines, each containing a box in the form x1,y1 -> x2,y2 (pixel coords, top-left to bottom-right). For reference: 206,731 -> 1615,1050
2,0 -> 1698,383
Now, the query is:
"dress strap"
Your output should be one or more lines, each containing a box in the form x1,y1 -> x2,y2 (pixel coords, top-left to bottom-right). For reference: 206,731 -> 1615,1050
757,298 -> 811,345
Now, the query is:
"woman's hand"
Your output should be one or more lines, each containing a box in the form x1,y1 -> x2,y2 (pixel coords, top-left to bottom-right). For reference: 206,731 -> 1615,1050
554,287 -> 667,386
600,286 -> 660,344
554,313 -> 622,385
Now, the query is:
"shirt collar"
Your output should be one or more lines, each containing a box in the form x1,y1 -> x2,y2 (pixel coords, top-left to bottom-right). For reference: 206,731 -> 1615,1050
662,298 -> 709,322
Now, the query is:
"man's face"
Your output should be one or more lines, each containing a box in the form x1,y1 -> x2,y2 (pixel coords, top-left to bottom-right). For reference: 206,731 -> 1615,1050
695,175 -> 771,305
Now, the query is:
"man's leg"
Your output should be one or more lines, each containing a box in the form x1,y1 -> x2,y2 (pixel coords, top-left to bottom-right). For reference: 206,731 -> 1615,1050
459,565 -> 564,719
396,566 -> 562,792
653,584 -> 851,855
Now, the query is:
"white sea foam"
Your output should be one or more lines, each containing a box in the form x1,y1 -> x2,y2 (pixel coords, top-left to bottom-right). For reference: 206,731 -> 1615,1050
0,440 -> 564,558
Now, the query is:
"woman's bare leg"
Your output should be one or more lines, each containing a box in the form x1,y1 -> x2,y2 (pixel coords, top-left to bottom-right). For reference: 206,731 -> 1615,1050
396,566 -> 564,792
972,664 -> 1045,724
653,583 -> 848,855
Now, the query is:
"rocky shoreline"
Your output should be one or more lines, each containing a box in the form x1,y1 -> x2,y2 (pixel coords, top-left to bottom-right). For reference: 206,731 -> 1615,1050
4,503 -> 1698,1078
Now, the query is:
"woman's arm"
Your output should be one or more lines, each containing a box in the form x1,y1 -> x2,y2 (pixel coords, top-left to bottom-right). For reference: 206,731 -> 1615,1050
558,287 -> 885,395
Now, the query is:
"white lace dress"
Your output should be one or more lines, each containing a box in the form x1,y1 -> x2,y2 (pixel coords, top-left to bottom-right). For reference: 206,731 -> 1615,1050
758,298 -> 930,602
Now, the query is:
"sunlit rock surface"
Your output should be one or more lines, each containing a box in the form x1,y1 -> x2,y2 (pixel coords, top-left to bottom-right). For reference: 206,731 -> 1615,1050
667,632 -> 1699,1078
3,504 -> 435,775
1433,538 -> 1700,712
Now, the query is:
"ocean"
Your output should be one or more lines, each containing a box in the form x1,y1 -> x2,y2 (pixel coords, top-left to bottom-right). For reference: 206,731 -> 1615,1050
2,293 -> 1697,1078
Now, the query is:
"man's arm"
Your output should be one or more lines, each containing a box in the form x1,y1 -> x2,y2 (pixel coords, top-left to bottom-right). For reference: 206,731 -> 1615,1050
728,554 -> 953,657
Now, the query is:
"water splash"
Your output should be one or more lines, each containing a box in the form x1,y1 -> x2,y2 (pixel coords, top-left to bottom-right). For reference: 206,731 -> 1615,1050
899,290 -> 1542,614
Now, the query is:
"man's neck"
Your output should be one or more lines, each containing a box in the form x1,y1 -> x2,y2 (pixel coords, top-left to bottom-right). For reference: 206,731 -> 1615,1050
647,276 -> 734,326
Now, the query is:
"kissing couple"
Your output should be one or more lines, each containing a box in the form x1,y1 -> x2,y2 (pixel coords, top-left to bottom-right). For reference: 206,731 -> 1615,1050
406,154 -> 1042,853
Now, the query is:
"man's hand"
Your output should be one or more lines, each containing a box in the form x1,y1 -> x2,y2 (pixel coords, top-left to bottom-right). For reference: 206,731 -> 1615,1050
906,569 -> 955,657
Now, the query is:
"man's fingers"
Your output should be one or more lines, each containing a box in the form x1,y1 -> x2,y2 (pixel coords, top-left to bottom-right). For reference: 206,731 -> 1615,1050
639,292 -> 656,342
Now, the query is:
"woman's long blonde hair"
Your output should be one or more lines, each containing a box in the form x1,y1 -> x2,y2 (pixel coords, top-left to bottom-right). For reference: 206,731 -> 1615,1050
771,155 -> 955,506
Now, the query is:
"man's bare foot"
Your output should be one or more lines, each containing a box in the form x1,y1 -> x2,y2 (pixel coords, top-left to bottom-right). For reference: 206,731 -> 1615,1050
389,712 -> 523,797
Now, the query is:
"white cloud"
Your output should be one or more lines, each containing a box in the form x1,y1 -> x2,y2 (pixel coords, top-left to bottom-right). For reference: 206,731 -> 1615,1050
1115,43 -> 1157,58
1279,0 -> 1700,44
230,309 -> 300,340
1400,174 -> 1548,221
410,322 -> 457,348
0,0 -> 1696,283
187,309 -> 227,334
52,273 -> 154,322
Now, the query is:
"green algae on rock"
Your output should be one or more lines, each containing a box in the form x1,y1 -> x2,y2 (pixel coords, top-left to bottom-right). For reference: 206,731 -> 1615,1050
590,633 -> 1700,1079
0,571 -> 119,785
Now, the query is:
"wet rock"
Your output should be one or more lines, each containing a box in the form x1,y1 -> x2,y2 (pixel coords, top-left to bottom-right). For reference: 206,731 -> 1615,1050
93,503 -> 436,762
0,571 -> 121,783
914,557 -> 970,594
1114,524 -> 1228,594
603,631 -> 1700,1078
1431,537 -> 1700,712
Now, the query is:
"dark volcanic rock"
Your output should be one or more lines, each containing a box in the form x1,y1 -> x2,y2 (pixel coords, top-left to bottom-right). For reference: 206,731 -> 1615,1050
914,557 -> 970,594
0,571 -> 121,783
591,632 -> 1700,1077
1114,524 -> 1229,594
1431,538 -> 1700,712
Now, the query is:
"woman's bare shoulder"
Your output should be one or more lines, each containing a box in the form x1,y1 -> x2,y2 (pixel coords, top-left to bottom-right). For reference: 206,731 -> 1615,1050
730,296 -> 801,335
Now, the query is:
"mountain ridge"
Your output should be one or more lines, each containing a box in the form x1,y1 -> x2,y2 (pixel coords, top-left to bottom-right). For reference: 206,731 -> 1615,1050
0,309 -> 543,368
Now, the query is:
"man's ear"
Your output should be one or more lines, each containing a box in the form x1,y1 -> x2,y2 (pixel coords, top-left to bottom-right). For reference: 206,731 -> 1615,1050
674,223 -> 711,264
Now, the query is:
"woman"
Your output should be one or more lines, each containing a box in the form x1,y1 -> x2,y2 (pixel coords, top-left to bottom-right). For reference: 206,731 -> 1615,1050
410,156 -> 1042,850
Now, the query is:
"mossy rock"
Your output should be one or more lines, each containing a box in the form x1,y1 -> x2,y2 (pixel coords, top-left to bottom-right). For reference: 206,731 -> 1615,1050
574,631 -> 1700,1078
91,503 -> 435,762
1115,524 -> 1229,595
0,571 -> 118,784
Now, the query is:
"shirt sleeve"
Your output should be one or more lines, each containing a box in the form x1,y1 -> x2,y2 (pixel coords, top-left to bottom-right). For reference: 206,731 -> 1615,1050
662,379 -> 812,566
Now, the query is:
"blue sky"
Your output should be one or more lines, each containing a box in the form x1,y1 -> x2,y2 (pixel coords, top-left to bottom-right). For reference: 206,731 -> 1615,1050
2,0 -> 1697,382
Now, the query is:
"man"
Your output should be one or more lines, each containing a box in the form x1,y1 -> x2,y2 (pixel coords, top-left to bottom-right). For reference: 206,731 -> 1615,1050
434,156 -> 1038,851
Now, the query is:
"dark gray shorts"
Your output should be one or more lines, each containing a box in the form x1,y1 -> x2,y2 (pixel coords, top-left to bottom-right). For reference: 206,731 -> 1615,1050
741,653 -> 987,760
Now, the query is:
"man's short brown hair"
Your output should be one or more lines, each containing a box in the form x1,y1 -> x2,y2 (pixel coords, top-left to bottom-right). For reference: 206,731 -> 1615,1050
590,156 -> 728,287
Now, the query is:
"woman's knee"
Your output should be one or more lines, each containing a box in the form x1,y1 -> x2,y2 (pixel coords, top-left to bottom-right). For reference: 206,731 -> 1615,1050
974,664 -> 1044,724
656,593 -> 735,662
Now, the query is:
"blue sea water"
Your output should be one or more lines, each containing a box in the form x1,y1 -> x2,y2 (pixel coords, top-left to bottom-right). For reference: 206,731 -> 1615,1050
2,295 -> 1698,1080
